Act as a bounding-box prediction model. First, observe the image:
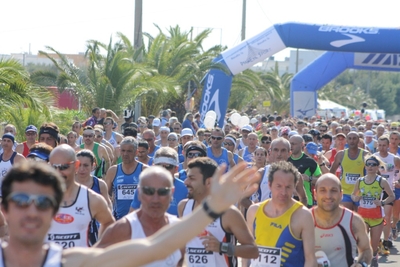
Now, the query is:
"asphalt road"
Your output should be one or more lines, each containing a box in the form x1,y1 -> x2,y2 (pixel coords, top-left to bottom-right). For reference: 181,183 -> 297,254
379,236 -> 400,266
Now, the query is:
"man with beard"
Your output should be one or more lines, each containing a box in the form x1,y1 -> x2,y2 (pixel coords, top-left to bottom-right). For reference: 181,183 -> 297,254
179,157 -> 258,267
312,173 -> 372,267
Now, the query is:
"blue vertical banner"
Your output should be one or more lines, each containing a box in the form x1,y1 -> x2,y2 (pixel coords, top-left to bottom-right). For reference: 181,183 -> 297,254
199,56 -> 233,128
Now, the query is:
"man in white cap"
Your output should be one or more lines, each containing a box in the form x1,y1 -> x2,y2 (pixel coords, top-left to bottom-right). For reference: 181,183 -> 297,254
156,126 -> 170,147
16,125 -> 38,157
364,130 -> 377,153
237,124 -> 252,150
152,118 -> 161,140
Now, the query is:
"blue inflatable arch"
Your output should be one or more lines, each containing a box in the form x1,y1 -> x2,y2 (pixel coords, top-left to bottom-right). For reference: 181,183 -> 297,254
199,22 -> 400,125
291,52 -> 400,118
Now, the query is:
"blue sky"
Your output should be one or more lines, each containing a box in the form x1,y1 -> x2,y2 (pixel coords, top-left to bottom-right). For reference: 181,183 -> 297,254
1,0 -> 398,59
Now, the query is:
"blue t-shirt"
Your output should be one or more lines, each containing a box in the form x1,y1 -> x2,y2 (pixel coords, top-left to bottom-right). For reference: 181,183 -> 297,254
130,178 -> 188,216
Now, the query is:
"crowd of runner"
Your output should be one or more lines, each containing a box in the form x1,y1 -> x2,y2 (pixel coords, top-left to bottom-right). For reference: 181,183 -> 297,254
0,106 -> 400,267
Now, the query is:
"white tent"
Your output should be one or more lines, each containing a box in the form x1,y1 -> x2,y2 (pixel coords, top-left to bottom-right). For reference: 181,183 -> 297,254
317,99 -> 350,119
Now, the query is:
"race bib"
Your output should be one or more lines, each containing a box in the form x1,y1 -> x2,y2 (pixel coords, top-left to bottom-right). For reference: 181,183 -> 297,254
48,233 -> 80,249
360,196 -> 377,209
251,246 -> 281,267
186,247 -> 215,267
117,184 -> 137,200
345,173 -> 360,184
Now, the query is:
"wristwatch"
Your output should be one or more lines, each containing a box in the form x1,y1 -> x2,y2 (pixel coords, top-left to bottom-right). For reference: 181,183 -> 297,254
220,242 -> 229,254
319,162 -> 326,167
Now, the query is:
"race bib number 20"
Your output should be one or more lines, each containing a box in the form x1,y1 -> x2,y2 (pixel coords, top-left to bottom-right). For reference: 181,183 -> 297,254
251,246 -> 281,267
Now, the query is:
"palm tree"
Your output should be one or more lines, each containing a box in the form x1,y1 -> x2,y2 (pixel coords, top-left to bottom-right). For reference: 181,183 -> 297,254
0,59 -> 54,139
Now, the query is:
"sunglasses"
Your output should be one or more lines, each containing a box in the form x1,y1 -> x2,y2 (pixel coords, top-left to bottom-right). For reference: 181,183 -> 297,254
26,132 -> 36,136
261,140 -> 271,144
287,124 -> 293,127
51,161 -> 75,171
391,128 -> 397,130
211,136 -> 223,140
204,134 -> 211,137
141,186 -> 171,196
173,128 -> 181,130
365,162 -> 379,167
7,192 -> 56,211
155,164 -> 175,170
95,135 -> 102,138
187,152 -> 203,158
168,138 -> 177,141
83,134 -> 94,138
223,142 -> 234,146
103,122 -> 112,126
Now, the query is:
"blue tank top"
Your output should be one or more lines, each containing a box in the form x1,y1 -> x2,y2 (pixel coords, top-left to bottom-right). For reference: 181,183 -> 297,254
242,146 -> 257,163
148,145 -> 160,158
112,162 -> 143,220
233,153 -> 239,164
91,176 -> 101,194
207,147 -> 229,172
178,145 -> 184,163
88,176 -> 101,246
178,169 -> 187,181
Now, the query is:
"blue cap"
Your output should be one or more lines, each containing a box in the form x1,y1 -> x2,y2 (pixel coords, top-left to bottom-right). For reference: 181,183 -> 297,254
2,133 -> 15,144
306,142 -> 318,155
25,125 -> 37,133
27,150 -> 50,161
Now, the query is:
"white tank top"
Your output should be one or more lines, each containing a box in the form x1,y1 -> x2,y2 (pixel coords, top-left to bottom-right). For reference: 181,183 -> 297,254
47,185 -> 92,248
105,132 -> 118,148
374,152 -> 398,189
0,152 -> 17,196
251,165 -> 271,203
126,212 -> 181,267
182,199 -> 237,267
0,242 -> 63,267
313,208 -> 357,267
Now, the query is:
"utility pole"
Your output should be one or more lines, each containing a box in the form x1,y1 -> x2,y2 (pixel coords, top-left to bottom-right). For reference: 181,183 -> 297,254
134,0 -> 142,120
241,0 -> 246,41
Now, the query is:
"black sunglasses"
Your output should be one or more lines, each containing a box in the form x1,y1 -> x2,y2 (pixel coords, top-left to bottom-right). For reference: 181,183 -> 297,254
261,140 -> 271,144
83,134 -> 94,138
365,162 -> 379,167
7,192 -> 56,211
223,142 -> 234,146
51,161 -> 75,171
211,136 -> 223,140
155,164 -> 175,170
168,138 -> 177,141
141,186 -> 171,196
187,152 -> 203,158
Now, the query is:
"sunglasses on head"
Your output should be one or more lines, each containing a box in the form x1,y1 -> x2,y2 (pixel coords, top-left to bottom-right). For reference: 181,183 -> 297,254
223,142 -> 234,146
365,162 -> 379,167
211,136 -> 223,140
141,186 -> 171,196
51,161 -> 75,171
7,192 -> 56,211
187,152 -> 203,158
155,164 -> 175,170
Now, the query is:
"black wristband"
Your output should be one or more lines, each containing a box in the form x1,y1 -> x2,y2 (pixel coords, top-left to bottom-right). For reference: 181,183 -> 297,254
202,200 -> 224,220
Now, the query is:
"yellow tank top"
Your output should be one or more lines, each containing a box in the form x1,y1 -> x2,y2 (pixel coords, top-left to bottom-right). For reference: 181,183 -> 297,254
253,199 -> 305,267
358,176 -> 383,219
340,149 -> 365,194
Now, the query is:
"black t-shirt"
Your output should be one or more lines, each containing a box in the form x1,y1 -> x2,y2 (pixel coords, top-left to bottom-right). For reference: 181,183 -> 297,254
287,153 -> 318,175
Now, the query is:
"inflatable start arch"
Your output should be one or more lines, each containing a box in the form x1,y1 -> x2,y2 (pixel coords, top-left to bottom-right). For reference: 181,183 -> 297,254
199,22 -> 400,124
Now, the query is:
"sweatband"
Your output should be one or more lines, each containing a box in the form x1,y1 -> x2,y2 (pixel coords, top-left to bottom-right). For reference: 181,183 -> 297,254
39,127 -> 59,140
186,146 -> 207,157
153,156 -> 179,166
224,136 -> 237,150
2,133 -> 15,144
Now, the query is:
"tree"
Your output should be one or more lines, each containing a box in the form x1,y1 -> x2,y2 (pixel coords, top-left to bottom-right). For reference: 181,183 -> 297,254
0,59 -> 54,139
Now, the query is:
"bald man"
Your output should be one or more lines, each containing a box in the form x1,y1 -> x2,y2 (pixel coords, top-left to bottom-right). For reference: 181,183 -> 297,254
312,173 -> 372,267
47,144 -> 115,247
